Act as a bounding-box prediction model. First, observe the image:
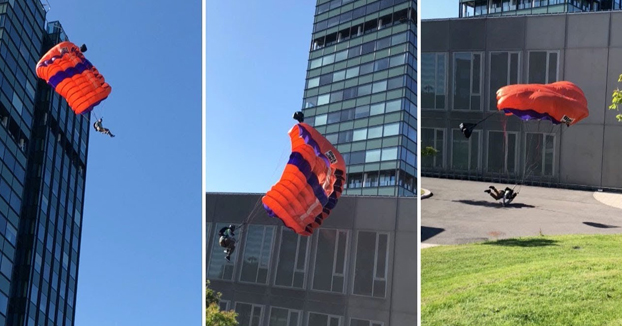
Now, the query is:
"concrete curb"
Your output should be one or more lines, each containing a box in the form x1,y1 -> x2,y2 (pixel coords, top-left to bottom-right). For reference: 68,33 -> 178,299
421,188 -> 433,199
420,243 -> 441,249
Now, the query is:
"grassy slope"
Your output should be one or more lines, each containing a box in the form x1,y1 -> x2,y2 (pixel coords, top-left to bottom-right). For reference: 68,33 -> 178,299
422,234 -> 622,326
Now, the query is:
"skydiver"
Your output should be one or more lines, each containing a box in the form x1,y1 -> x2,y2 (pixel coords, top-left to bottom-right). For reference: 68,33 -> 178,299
218,225 -> 237,262
93,118 -> 115,138
485,186 -> 518,206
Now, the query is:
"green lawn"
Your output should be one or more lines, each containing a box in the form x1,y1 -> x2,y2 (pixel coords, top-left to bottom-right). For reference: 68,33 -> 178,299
422,234 -> 622,326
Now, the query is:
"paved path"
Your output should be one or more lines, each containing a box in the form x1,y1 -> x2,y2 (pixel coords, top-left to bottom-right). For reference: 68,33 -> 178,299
421,177 -> 622,246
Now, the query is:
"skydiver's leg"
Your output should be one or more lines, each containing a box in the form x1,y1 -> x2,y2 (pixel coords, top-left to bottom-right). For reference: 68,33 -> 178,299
486,186 -> 503,200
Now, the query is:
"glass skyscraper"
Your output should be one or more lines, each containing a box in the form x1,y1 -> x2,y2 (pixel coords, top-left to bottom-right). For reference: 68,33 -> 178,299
458,0 -> 622,18
301,0 -> 418,197
1,1 -> 89,325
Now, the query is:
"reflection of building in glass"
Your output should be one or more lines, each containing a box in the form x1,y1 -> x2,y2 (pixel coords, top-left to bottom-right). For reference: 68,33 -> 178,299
421,10 -> 622,189
300,0 -> 418,197
459,0 -> 622,18
206,193 -> 417,326
1,2 -> 90,324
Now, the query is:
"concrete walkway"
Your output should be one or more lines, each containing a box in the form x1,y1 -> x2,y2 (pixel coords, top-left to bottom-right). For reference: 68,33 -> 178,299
421,177 -> 622,246
593,191 -> 622,210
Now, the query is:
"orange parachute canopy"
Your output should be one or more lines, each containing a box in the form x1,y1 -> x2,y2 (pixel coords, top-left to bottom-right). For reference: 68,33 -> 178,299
496,81 -> 588,126
262,122 -> 346,236
36,41 -> 111,115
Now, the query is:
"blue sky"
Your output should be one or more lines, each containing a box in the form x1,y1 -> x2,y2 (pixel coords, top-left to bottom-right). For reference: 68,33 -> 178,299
421,0 -> 459,19
206,1 -> 317,194
44,1 -> 201,325
205,1 -> 456,195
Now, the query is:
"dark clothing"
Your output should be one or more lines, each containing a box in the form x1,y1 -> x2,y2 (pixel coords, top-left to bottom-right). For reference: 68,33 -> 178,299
219,226 -> 237,261
93,118 -> 115,137
485,186 -> 517,205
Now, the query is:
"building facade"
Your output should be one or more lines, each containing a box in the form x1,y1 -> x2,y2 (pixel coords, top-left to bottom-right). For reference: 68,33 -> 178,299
458,0 -> 622,18
1,1 -> 89,325
421,10 -> 622,190
206,193 -> 417,326
300,0 -> 418,197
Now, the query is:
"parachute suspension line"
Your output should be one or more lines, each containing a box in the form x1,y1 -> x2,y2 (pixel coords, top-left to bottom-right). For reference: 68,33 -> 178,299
238,140 -> 292,230
476,111 -> 498,126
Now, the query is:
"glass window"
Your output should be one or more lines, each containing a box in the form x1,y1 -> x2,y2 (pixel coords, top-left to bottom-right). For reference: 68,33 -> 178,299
274,230 -> 310,289
353,231 -> 389,297
312,229 -> 349,293
270,307 -> 302,326
350,151 -> 365,165
309,312 -> 342,326
368,126 -> 383,139
376,37 -> 391,50
333,70 -> 346,82
343,87 -> 357,100
352,128 -> 367,141
529,51 -> 558,84
379,170 -> 396,186
370,103 -> 385,115
346,67 -> 359,79
355,105 -> 369,118
381,147 -> 398,161
383,123 -> 399,136
361,42 -> 375,55
360,62 -> 374,75
389,54 -> 406,67
335,50 -> 348,62
374,58 -> 389,72
305,97 -> 318,108
341,108 -> 354,120
320,74 -> 333,86
487,131 -> 518,174
327,112 -> 341,124
348,46 -> 361,59
310,58 -> 322,69
387,76 -> 403,90
489,52 -> 520,110
452,129 -> 480,171
235,303 -> 263,326
315,114 -> 328,126
331,91 -> 343,103
391,32 -> 407,45
350,319 -> 384,326
326,133 -> 339,144
317,94 -> 330,106
525,133 -> 555,176
240,225 -> 275,284
323,54 -> 335,65
372,81 -> 387,93
453,52 -> 482,111
365,149 -> 381,162
358,84 -> 372,96
338,130 -> 353,143
385,99 -> 401,113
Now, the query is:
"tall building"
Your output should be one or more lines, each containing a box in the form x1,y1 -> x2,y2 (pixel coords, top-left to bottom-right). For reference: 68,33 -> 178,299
206,193 -> 418,326
300,0 -> 418,197
458,0 -> 622,18
1,1 -> 90,325
421,9 -> 622,190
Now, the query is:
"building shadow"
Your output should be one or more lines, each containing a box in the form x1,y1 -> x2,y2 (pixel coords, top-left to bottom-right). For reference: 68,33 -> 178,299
421,226 -> 445,242
453,199 -> 535,208
583,221 -> 620,229
482,238 -> 558,247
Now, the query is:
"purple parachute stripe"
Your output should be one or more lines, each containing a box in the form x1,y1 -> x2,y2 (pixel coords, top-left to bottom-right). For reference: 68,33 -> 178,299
298,124 -> 331,167
502,108 -> 561,124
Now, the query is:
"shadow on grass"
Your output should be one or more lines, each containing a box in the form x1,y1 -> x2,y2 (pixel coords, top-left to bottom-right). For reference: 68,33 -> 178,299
453,199 -> 536,209
482,238 -> 559,247
583,221 -> 620,229
422,226 -> 445,242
